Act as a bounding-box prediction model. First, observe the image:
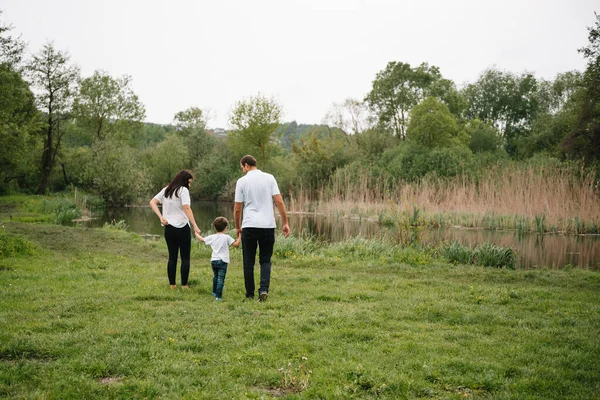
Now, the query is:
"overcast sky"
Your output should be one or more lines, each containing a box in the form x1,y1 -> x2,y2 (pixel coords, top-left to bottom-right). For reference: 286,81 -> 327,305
2,0 -> 598,128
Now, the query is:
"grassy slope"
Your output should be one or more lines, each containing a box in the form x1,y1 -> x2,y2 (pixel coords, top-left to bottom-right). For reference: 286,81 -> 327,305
1,219 -> 599,398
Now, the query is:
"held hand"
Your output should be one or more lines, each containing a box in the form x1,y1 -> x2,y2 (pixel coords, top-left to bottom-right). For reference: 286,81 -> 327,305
236,227 -> 242,237
194,226 -> 201,236
282,223 -> 290,238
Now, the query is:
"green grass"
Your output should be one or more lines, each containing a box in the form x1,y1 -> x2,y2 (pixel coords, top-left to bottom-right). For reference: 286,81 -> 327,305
1,207 -> 600,398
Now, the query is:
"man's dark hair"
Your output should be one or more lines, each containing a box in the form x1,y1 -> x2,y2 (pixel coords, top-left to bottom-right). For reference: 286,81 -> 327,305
240,155 -> 257,167
213,216 -> 228,232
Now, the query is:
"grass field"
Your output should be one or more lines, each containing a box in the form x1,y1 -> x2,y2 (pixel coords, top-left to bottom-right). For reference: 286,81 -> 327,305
1,200 -> 600,399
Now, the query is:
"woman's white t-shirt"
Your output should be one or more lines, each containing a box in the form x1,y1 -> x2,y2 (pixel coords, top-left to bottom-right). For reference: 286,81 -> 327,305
153,187 -> 191,228
203,233 -> 235,263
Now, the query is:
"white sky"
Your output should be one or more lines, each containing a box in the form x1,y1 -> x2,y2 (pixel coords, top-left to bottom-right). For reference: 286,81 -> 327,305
2,0 -> 597,129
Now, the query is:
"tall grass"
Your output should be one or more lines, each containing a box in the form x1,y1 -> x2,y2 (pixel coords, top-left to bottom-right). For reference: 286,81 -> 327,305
289,163 -> 600,234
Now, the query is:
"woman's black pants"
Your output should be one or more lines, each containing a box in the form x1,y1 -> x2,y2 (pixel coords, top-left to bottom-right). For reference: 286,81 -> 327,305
164,224 -> 191,286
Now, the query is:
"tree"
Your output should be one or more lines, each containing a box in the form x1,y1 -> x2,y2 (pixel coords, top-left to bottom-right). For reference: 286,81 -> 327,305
365,62 -> 447,138
73,70 -> 145,142
0,63 -> 41,190
463,68 -> 543,156
173,106 -> 214,164
0,10 -> 25,68
323,98 -> 372,135
406,97 -> 466,149
562,13 -> 600,162
227,94 -> 282,164
27,43 -> 79,193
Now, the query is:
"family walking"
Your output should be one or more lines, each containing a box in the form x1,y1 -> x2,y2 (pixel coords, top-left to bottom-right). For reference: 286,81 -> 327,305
149,155 -> 290,301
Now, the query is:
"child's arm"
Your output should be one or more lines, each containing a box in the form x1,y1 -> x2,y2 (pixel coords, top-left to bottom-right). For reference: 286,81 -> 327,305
195,232 -> 205,242
231,231 -> 241,248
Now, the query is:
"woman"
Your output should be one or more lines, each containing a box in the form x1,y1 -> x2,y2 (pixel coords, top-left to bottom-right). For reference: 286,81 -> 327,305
149,170 -> 201,289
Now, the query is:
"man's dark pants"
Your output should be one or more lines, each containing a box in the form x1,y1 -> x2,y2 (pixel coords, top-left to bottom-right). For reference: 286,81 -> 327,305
241,228 -> 275,298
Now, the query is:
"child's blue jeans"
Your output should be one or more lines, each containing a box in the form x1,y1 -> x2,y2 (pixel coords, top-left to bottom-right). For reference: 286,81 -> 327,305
211,260 -> 228,298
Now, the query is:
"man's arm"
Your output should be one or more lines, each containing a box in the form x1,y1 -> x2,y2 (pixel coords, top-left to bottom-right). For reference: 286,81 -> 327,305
234,202 -> 243,236
273,194 -> 290,238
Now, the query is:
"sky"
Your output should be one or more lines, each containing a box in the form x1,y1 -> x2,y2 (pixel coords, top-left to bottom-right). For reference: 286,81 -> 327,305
2,0 -> 598,129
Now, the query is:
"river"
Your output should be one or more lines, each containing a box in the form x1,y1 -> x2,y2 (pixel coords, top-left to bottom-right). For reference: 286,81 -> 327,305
86,201 -> 600,270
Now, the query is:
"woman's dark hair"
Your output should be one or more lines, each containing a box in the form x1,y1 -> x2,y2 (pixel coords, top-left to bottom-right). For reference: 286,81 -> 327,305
164,170 -> 193,199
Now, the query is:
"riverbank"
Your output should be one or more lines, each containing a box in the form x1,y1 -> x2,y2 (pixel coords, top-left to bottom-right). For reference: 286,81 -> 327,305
1,204 -> 599,398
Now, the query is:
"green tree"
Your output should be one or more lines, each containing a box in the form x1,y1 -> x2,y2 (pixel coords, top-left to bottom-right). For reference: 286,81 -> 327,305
89,139 -> 148,206
27,42 -> 80,193
466,119 -> 504,153
463,68 -> 543,156
143,134 -> 189,192
365,62 -> 443,138
563,13 -> 600,162
406,97 -> 467,148
0,10 -> 25,68
227,94 -> 282,164
173,107 -> 214,165
73,70 -> 145,143
0,63 -> 41,190
292,127 -> 350,191
324,98 -> 371,135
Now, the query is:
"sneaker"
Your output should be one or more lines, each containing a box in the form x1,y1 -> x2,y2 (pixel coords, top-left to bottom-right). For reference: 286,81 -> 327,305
215,297 -> 223,301
258,292 -> 268,302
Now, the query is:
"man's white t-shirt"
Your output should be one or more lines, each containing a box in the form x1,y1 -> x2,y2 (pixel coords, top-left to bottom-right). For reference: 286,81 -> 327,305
152,187 -> 191,228
203,233 -> 235,263
234,169 -> 280,229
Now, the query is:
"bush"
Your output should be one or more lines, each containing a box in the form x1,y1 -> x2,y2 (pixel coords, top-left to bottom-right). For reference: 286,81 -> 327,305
437,241 -> 473,265
0,230 -> 38,258
473,242 -> 516,269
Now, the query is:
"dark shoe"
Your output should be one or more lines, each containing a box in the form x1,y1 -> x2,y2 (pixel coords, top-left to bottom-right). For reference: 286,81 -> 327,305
258,292 -> 268,302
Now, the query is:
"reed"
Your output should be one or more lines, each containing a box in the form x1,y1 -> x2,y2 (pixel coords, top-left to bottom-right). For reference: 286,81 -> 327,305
288,163 -> 600,234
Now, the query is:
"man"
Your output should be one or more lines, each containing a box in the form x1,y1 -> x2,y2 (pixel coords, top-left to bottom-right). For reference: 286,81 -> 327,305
234,155 -> 290,302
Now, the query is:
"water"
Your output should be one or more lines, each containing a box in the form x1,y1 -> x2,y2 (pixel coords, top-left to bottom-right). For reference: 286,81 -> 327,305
89,201 -> 600,270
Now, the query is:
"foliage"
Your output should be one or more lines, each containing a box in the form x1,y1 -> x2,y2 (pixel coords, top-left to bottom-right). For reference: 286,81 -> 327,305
103,219 -> 129,231
563,13 -> 600,163
73,70 -> 145,143
463,68 -> 544,156
0,10 -> 25,67
190,143 -> 238,200
173,107 -> 215,165
0,229 -> 38,257
466,119 -> 504,153
406,97 -> 466,148
323,97 -> 372,134
292,127 -> 351,191
88,139 -> 149,206
365,61 -> 443,138
26,42 -> 80,194
143,134 -> 189,192
437,241 -> 516,269
0,63 -> 41,192
227,94 -> 282,164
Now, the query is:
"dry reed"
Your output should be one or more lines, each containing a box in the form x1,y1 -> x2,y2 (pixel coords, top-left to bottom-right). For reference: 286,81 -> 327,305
287,164 -> 600,234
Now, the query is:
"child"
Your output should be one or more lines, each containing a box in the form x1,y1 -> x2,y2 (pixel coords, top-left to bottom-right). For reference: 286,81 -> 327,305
195,217 -> 241,300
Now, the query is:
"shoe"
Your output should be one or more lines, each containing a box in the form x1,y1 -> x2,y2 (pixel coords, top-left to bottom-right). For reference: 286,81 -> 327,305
215,297 -> 223,301
258,292 -> 268,302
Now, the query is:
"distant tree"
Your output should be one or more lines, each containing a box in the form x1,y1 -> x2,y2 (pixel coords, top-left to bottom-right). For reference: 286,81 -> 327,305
463,68 -> 542,156
0,10 -> 25,68
323,98 -> 372,135
563,13 -> 600,162
27,43 -> 79,193
366,62 -> 448,138
466,119 -> 504,153
0,63 -> 41,190
227,94 -> 282,164
173,106 -> 214,164
406,97 -> 467,149
144,134 -> 188,191
73,70 -> 145,142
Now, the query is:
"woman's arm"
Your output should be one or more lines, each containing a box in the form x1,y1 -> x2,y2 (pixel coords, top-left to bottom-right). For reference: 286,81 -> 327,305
149,198 -> 168,226
183,204 -> 201,236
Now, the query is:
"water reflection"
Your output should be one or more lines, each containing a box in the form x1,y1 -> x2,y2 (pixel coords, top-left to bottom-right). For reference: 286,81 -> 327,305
90,202 -> 600,270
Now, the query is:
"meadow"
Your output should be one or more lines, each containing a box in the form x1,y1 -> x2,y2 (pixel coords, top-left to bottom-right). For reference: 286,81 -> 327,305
1,197 -> 599,399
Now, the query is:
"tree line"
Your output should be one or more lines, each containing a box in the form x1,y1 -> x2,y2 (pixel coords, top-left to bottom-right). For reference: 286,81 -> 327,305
1,11 -> 599,205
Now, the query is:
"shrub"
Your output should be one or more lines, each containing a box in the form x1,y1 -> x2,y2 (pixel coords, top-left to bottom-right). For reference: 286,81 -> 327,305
0,230 -> 38,258
473,242 -> 516,269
